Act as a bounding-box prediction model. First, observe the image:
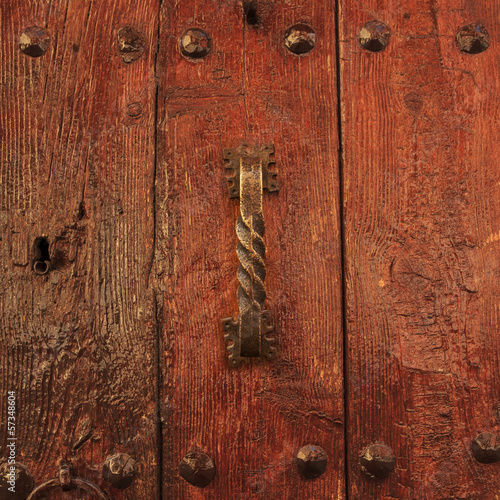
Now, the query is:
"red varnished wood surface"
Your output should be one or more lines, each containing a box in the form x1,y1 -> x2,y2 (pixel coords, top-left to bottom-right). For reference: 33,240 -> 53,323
156,1 -> 344,498
4,1 -> 500,499
340,1 -> 500,498
0,2 -> 159,498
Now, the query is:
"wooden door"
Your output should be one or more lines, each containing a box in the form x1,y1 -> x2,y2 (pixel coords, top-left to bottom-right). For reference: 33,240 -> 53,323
1,1 -> 160,499
155,1 -> 344,498
2,1 -> 500,499
340,1 -> 500,498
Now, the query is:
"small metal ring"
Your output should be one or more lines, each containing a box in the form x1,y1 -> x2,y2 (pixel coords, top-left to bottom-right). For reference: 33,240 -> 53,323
32,260 -> 50,275
26,476 -> 110,499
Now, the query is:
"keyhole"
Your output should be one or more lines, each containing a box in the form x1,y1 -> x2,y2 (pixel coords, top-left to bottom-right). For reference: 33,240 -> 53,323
33,237 -> 50,275
244,0 -> 259,25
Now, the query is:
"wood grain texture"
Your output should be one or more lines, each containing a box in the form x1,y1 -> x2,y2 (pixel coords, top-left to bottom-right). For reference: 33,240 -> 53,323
0,2 -> 159,498
156,0 -> 344,498
340,1 -> 500,498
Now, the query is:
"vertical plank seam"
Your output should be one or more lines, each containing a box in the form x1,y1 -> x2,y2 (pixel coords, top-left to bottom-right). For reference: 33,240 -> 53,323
334,0 -> 349,497
153,1 -> 163,498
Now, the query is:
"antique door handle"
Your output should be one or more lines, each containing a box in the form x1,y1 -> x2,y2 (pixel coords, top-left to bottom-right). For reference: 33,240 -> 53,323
26,465 -> 110,499
222,145 -> 278,367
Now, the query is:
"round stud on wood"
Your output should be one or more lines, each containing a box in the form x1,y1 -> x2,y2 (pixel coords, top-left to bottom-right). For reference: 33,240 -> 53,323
178,451 -> 216,488
471,432 -> 500,463
296,444 -> 328,479
179,28 -> 211,59
360,443 -> 395,479
19,26 -> 50,57
284,24 -> 316,55
102,453 -> 137,489
456,24 -> 490,54
358,21 -> 390,52
0,462 -> 35,499
127,102 -> 143,117
117,26 -> 145,63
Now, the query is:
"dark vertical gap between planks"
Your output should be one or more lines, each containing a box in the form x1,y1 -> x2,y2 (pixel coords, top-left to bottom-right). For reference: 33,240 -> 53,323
154,0 -> 163,498
334,0 -> 349,497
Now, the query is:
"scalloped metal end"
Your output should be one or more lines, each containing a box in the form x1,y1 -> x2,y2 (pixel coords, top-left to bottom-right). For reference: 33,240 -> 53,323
222,317 -> 242,367
222,312 -> 276,366
224,152 -> 240,198
261,310 -> 276,359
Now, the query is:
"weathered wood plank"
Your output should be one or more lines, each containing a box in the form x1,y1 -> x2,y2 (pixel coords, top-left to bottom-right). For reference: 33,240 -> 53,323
340,1 -> 500,497
156,0 -> 344,498
0,2 -> 159,498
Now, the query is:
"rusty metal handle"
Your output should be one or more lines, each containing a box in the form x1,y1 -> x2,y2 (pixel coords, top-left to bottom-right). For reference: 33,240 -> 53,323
222,145 -> 278,367
27,466 -> 110,500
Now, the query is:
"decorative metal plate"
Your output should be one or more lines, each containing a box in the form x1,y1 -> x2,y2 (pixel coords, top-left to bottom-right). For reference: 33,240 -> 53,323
222,145 -> 278,368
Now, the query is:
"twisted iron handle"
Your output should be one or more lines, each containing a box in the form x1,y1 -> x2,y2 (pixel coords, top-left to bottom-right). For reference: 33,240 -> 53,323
222,145 -> 278,367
